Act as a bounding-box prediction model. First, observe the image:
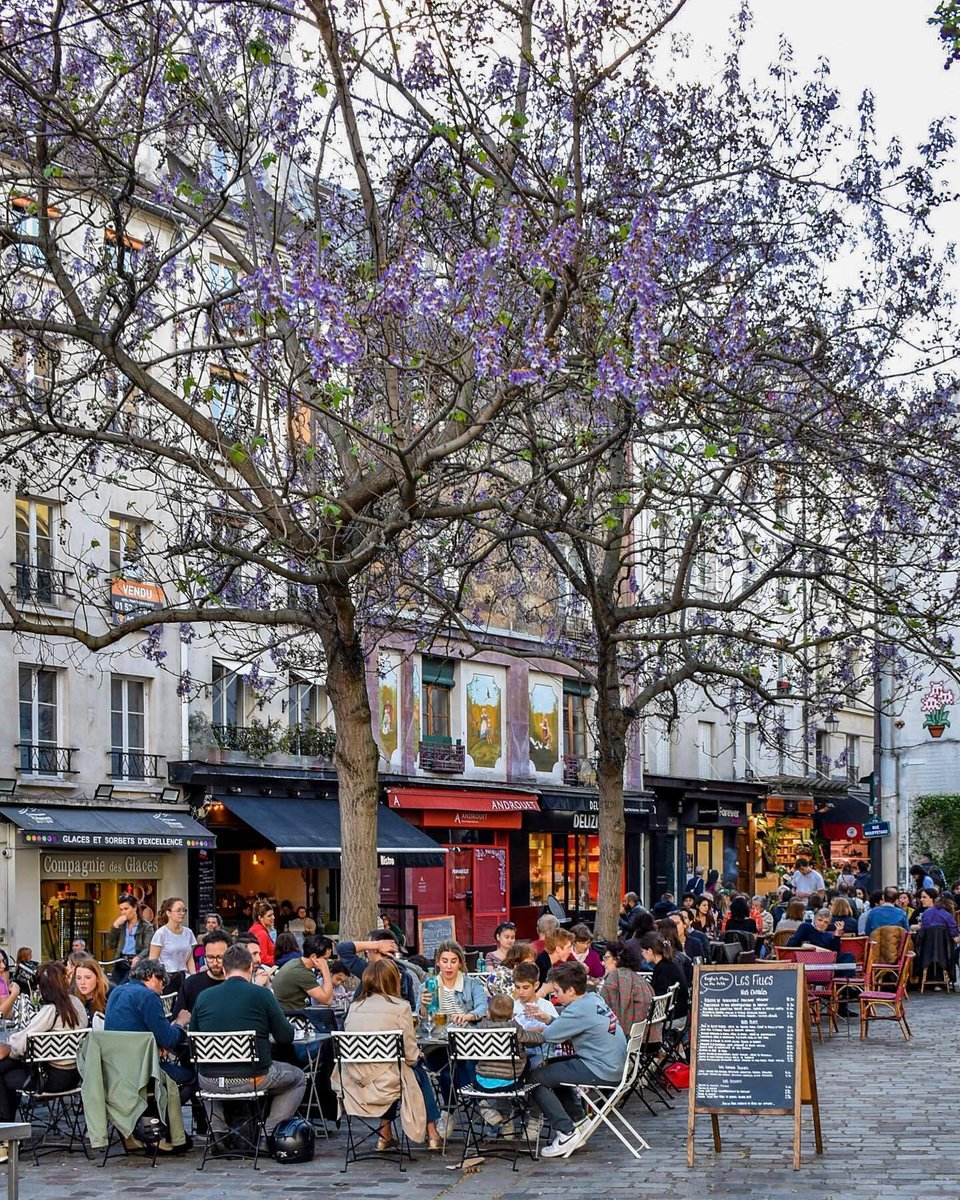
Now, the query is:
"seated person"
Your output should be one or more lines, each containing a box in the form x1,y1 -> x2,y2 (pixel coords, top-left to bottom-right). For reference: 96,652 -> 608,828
233,932 -> 275,986
472,993 -> 543,1128
512,962 -> 558,1068
599,941 -> 653,1034
535,929 -> 575,984
173,931 -> 232,1025
328,958 -> 352,1004
190,943 -> 306,1144
531,962 -> 627,1158
104,958 -> 192,1086
271,935 -> 334,1010
569,925 -> 604,979
787,908 -> 855,961
338,930 -> 419,1010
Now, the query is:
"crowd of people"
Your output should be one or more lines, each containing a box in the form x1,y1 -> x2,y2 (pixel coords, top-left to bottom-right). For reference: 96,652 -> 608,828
0,853 -> 953,1168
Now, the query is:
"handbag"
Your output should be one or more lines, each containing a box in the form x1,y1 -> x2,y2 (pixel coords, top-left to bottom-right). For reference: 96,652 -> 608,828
663,1061 -> 690,1089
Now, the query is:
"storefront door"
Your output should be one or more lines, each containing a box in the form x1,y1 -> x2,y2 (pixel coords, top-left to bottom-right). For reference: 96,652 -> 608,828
447,847 -> 473,944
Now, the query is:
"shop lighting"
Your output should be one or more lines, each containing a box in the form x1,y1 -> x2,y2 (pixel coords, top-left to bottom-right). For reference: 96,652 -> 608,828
0,779 -> 16,796
94,784 -> 114,802
160,787 -> 180,804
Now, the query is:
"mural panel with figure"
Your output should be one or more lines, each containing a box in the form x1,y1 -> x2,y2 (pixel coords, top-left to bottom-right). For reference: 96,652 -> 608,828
466,673 -> 502,768
529,681 -> 559,773
379,659 -> 399,758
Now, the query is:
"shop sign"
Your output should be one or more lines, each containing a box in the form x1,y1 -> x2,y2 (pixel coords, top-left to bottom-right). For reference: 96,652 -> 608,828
573,812 -> 599,832
421,810 -> 522,830
40,853 -> 162,879
23,831 -> 210,849
863,820 -> 891,839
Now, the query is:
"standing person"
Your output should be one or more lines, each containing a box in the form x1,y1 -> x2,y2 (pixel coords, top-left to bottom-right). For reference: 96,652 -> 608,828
854,860 -> 872,894
684,866 -> 706,896
149,898 -> 197,995
836,863 -> 857,891
919,852 -> 948,893
529,961 -> 627,1158
484,922 -> 517,972
248,901 -> 277,968
70,954 -> 110,1023
0,962 -> 87,1141
791,859 -> 826,900
909,864 -> 935,894
105,893 -> 155,981
173,931 -> 232,1025
190,943 -> 305,1146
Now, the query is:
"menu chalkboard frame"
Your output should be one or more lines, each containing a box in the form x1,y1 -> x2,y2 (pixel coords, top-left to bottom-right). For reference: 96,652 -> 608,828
686,962 -> 821,1171
418,914 -> 456,959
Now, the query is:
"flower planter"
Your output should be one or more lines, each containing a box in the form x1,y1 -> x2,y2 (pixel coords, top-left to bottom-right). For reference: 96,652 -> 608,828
928,725 -> 946,739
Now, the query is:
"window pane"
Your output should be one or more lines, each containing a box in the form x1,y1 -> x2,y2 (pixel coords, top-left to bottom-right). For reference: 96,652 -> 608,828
36,669 -> 55,705
36,704 -> 56,743
111,676 -> 122,710
15,499 -> 29,563
111,708 -> 123,749
128,680 -> 145,714
127,712 -> 145,750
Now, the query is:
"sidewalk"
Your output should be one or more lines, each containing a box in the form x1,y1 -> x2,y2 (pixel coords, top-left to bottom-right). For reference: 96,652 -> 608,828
16,991 -> 960,1199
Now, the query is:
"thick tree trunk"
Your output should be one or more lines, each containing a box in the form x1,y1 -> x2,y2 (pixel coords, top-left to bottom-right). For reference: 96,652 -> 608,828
322,593 -> 380,939
594,645 -> 629,941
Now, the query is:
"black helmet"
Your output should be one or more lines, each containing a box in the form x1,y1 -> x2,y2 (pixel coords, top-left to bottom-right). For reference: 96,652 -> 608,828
268,1117 -> 315,1164
134,1113 -> 165,1144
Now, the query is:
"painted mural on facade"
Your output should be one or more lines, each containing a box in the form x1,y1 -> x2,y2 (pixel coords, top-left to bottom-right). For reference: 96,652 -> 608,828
378,658 -> 399,758
466,672 -> 502,768
529,681 -> 559,772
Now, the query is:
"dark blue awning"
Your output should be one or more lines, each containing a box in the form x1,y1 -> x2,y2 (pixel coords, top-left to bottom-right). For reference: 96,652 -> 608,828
0,804 -> 215,850
217,795 -> 446,868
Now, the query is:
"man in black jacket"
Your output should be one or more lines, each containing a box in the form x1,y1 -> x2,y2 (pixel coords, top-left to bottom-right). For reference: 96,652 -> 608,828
337,930 -> 419,1009
787,909 -> 855,961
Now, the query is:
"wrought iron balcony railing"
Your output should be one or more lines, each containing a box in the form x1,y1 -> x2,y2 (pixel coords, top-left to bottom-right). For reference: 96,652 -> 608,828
108,750 -> 164,780
419,740 -> 465,774
16,743 -> 78,774
12,562 -> 69,605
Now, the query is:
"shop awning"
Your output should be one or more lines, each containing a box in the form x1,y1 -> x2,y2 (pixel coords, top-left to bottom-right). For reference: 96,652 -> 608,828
217,795 -> 447,868
818,791 -> 871,828
0,804 -> 215,850
387,787 -> 538,813
539,790 -> 654,815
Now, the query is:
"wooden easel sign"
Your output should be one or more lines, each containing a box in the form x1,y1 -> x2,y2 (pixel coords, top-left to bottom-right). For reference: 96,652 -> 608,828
687,962 -> 822,1170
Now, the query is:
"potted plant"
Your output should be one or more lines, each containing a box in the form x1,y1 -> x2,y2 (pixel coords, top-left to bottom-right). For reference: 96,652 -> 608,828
244,717 -> 280,762
921,680 -> 955,738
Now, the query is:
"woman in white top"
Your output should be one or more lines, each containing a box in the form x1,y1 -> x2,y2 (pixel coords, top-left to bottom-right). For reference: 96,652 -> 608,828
0,961 -> 87,1130
149,897 -> 197,991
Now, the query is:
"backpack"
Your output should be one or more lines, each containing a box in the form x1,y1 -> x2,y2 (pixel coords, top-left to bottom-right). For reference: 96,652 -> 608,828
925,861 -> 948,891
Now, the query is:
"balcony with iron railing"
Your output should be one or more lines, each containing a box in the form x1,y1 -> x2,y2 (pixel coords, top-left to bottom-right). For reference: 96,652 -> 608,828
108,750 -> 165,780
12,562 -> 70,605
418,740 -> 465,774
16,743 -> 78,775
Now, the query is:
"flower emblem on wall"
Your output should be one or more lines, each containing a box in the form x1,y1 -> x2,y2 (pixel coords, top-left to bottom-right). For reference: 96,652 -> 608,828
920,680 -> 956,738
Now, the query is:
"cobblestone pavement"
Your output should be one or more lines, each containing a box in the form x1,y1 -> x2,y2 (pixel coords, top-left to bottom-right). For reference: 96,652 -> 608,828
15,992 -> 960,1200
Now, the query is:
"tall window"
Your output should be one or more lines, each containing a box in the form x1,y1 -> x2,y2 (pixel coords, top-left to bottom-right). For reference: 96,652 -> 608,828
743,724 -> 757,779
210,368 -> 246,433
11,197 -> 54,268
697,720 -> 715,779
212,662 -> 244,729
103,228 -> 143,277
18,665 -> 59,773
15,496 -> 58,602
289,677 -> 321,727
815,730 -> 831,777
563,685 -> 589,759
111,677 -> 146,778
109,516 -> 144,578
421,657 -> 454,742
845,734 -> 860,784
12,335 -> 54,403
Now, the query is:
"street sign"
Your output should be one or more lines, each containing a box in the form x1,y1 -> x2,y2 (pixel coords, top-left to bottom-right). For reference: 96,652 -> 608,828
862,820 -> 891,839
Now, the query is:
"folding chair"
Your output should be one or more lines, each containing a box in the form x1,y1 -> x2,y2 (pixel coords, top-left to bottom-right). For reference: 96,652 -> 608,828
331,1030 -> 413,1173
635,991 -> 675,1112
555,1021 -> 651,1160
286,1013 -> 330,1138
17,1027 -> 91,1164
160,993 -> 177,1020
187,1030 -> 268,1170
447,1026 -> 538,1170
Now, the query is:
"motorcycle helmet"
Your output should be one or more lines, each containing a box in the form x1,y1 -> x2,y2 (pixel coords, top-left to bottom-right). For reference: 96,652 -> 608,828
269,1117 -> 315,1164
134,1113 -> 165,1144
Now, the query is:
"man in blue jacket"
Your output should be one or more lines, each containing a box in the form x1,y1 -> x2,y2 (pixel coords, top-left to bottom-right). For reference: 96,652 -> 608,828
104,958 -> 192,1086
530,961 -> 627,1158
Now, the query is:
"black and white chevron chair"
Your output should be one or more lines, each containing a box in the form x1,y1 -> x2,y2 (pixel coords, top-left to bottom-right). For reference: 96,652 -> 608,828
331,1030 -> 412,1173
447,1027 -> 539,1169
160,993 -> 177,1020
18,1027 -> 91,1164
187,1030 -> 267,1170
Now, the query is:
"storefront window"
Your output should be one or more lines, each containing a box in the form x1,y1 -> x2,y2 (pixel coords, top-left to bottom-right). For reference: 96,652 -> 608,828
528,833 -> 551,906
563,692 -> 588,758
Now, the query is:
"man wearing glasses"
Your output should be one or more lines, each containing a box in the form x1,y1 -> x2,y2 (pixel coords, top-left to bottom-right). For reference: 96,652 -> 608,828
173,931 -> 232,1025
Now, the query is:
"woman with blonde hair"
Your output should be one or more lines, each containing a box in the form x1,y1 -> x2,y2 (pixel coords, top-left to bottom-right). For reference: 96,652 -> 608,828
69,953 -> 110,1023
338,958 -> 440,1151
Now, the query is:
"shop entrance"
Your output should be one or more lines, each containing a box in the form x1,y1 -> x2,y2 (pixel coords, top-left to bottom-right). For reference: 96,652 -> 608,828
40,856 -> 161,961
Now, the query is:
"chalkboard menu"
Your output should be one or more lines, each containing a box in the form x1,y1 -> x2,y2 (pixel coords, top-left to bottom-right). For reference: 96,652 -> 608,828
418,914 -> 456,960
693,966 -> 798,1110
192,849 -> 216,920
687,962 -> 821,1170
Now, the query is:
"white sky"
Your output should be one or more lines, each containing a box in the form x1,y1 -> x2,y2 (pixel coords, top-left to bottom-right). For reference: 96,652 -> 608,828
672,1 -> 960,242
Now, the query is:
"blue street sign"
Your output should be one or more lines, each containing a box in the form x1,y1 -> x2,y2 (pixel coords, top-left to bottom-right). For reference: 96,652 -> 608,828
862,820 -> 891,839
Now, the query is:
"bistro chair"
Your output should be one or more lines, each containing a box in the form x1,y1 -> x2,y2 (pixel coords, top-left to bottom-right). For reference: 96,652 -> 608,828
793,949 -> 838,1042
556,1020 -> 651,1161
867,927 -> 910,991
635,991 -> 676,1112
18,1026 -> 91,1164
160,993 -> 177,1020
331,1030 -> 413,1174
773,946 -> 799,962
447,1027 -> 538,1170
285,1012 -> 331,1138
771,930 -> 794,948
832,937 -> 872,1010
860,953 -> 915,1040
187,1030 -> 267,1170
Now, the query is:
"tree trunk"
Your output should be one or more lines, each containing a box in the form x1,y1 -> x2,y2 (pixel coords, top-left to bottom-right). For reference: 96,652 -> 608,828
594,645 -> 629,941
322,592 -> 380,938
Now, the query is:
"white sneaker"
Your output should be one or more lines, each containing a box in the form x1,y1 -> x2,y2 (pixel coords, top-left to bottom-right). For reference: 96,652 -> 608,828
540,1127 -> 584,1158
478,1103 -> 504,1126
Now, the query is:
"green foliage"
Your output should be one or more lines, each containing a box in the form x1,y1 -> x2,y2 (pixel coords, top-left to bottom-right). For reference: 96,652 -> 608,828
913,794 -> 960,884
931,2 -> 960,67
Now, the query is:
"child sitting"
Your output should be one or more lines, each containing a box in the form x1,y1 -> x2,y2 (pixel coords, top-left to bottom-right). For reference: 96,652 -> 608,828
473,992 -> 543,1129
512,962 -> 558,1069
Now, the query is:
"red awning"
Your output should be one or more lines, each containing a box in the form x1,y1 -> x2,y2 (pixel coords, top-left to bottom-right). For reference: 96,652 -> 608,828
388,787 -> 539,813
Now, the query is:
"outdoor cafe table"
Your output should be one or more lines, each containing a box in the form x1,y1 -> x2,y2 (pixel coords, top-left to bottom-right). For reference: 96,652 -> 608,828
0,1123 -> 29,1200
796,961 -> 859,1038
